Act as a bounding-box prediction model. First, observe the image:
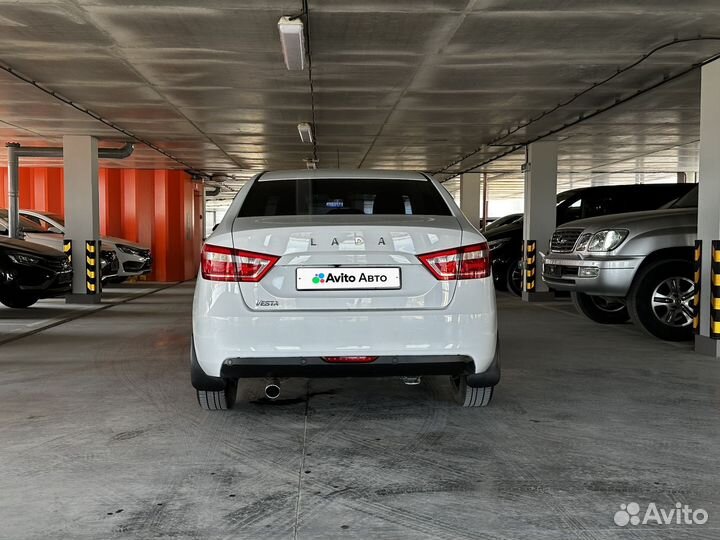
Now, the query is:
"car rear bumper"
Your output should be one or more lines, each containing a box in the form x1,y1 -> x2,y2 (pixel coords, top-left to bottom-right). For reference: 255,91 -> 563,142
220,355 -> 474,378
542,255 -> 642,296
192,276 -> 498,378
192,348 -> 500,390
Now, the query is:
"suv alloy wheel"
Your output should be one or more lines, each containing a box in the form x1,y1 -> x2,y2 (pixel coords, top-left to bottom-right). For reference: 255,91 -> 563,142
627,259 -> 695,342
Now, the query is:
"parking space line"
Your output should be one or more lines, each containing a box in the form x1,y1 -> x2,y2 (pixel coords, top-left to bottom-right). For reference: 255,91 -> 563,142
0,282 -> 184,347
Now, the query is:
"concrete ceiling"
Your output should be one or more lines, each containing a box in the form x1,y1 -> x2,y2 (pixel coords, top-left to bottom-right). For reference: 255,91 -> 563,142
0,0 -> 718,198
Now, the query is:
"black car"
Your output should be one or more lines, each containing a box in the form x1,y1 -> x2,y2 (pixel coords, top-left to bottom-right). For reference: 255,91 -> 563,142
0,237 -> 72,308
485,183 -> 696,295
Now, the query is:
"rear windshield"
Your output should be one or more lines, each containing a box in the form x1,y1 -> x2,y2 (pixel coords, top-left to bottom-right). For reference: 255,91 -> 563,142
238,178 -> 452,217
0,210 -> 55,233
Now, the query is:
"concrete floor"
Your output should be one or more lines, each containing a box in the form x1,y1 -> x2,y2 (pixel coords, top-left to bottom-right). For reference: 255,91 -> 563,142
0,283 -> 718,539
0,284 -> 172,344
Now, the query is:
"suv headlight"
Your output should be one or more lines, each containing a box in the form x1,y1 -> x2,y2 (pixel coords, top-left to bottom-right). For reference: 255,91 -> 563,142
587,230 -> 628,252
487,237 -> 512,251
574,233 -> 592,251
7,252 -> 41,265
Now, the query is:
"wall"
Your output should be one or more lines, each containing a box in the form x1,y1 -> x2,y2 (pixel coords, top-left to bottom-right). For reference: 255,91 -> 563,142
0,167 -> 202,282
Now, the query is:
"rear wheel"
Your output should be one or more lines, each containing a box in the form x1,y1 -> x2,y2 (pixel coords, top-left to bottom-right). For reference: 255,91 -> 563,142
450,375 -> 494,407
571,292 -> 629,324
627,260 -> 694,342
506,257 -> 522,296
0,290 -> 39,309
196,380 -> 237,411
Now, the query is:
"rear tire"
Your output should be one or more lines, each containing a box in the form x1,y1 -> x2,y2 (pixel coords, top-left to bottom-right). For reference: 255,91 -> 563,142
196,380 -> 237,411
506,258 -> 522,296
0,290 -> 39,309
626,259 -> 694,342
571,292 -> 629,324
450,375 -> 494,407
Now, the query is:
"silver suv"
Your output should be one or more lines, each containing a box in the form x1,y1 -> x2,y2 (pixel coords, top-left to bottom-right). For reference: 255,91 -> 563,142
542,187 -> 698,341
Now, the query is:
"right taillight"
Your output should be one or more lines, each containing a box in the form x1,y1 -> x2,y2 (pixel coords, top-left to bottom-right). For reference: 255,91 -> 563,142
418,242 -> 491,280
201,244 -> 279,282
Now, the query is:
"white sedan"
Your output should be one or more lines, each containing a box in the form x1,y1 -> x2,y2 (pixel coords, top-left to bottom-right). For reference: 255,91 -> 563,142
0,211 -> 120,279
192,170 -> 500,409
20,209 -> 152,282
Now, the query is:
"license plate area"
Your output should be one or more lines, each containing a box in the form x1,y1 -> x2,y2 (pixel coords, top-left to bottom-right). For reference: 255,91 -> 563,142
296,267 -> 401,291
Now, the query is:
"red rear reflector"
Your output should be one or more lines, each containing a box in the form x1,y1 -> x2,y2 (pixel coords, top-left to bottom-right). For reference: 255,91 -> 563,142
201,244 -> 279,282
322,356 -> 378,363
418,242 -> 491,280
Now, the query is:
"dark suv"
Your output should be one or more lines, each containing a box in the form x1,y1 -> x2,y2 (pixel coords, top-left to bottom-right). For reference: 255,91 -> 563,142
485,183 -> 695,295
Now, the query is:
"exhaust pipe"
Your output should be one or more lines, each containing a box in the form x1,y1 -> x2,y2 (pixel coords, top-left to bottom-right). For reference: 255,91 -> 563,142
264,380 -> 281,400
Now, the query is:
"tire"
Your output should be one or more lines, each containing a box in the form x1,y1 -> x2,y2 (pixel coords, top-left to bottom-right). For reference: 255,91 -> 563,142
506,258 -> 522,297
571,292 -> 629,324
450,375 -> 494,407
626,259 -> 695,342
196,380 -> 237,411
0,290 -> 39,309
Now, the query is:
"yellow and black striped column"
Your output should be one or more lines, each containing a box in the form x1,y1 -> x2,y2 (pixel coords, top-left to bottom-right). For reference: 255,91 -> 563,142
525,240 -> 536,293
712,240 -> 720,339
693,240 -> 701,334
85,240 -> 99,295
63,239 -> 72,263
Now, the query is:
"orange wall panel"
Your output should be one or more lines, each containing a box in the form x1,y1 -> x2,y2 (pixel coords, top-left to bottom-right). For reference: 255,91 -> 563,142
99,168 -> 123,238
40,168 -> 64,215
19,168 -> 34,209
0,169 -> 6,205
1,166 -> 200,282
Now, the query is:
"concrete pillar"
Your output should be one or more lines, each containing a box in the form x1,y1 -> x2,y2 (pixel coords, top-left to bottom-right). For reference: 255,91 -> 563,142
481,172 -> 489,231
63,135 -> 101,303
6,143 -> 20,239
460,172 -> 482,229
522,140 -> 558,301
695,60 -> 720,357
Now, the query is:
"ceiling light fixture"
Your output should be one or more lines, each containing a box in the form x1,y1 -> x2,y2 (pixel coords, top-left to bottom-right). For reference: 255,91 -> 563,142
297,122 -> 314,144
278,16 -> 306,70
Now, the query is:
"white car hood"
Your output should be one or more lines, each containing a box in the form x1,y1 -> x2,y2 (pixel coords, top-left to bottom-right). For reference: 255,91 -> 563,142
102,236 -> 148,250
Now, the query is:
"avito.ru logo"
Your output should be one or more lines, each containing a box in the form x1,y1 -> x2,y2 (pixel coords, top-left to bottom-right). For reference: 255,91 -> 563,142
614,502 -> 708,527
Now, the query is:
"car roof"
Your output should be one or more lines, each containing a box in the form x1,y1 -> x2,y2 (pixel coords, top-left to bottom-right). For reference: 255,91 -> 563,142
257,169 -> 430,182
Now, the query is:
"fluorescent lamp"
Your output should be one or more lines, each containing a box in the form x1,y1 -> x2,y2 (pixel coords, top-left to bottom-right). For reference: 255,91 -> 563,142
278,16 -> 306,70
297,122 -> 314,144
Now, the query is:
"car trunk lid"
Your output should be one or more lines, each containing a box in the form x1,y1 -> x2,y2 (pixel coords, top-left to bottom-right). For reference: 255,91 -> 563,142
231,215 -> 462,311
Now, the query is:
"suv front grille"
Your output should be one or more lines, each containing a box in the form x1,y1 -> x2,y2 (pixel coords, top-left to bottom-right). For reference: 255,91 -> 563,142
550,229 -> 584,253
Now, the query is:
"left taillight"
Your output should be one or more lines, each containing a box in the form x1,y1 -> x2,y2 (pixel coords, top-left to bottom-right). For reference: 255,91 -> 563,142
201,244 -> 279,282
418,242 -> 491,280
